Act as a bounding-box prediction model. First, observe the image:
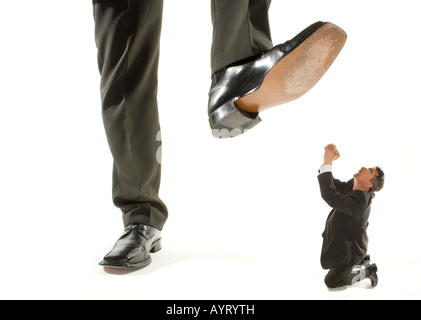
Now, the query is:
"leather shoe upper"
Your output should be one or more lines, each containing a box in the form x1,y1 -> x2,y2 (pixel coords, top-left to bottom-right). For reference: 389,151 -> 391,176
100,223 -> 161,268
367,263 -> 378,287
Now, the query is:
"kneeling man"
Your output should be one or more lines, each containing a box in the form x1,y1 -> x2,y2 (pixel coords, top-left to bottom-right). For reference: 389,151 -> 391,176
318,144 -> 384,289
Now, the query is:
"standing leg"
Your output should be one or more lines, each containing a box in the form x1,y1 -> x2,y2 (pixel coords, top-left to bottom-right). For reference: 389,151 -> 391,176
93,0 -> 167,270
93,0 -> 168,230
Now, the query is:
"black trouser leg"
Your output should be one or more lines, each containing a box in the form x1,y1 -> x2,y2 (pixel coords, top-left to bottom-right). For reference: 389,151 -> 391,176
93,0 -> 168,230
211,0 -> 274,75
324,266 -> 370,288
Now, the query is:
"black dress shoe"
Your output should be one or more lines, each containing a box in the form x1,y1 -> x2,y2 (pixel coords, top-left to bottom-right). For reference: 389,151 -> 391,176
208,21 -> 347,138
99,223 -> 162,270
367,263 -> 378,287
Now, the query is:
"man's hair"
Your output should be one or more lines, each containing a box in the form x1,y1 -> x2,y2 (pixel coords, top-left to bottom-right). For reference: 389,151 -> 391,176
370,166 -> 385,193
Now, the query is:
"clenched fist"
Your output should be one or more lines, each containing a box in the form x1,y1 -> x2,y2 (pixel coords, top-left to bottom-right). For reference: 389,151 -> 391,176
323,144 -> 340,165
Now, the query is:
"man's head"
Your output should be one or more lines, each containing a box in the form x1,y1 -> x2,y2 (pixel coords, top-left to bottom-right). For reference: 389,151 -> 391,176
353,166 -> 385,193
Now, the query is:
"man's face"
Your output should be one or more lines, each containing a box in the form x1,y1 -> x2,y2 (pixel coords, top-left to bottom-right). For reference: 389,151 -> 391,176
354,167 -> 379,190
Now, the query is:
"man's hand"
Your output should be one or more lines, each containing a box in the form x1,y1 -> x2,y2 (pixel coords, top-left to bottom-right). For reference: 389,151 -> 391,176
323,144 -> 340,165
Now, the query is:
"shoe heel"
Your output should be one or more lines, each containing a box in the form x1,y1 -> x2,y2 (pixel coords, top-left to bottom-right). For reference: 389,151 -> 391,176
209,100 -> 262,139
150,239 -> 162,253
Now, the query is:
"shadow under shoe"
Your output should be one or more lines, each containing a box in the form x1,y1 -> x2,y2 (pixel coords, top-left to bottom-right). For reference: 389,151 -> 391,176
208,21 -> 347,138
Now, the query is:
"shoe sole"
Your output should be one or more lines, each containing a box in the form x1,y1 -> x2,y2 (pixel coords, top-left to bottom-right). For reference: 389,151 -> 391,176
100,238 -> 162,271
236,23 -> 347,113
210,23 -> 346,138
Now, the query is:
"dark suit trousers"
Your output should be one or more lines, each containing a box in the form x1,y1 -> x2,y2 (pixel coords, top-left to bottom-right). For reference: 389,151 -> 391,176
325,264 -> 369,288
92,0 -> 273,229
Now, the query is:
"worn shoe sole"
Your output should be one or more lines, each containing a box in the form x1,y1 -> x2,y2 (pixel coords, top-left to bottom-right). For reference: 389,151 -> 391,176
236,23 -> 347,113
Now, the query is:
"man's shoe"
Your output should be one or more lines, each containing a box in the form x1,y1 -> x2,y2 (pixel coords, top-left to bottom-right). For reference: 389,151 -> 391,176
208,21 -> 347,138
99,223 -> 162,270
367,263 -> 379,288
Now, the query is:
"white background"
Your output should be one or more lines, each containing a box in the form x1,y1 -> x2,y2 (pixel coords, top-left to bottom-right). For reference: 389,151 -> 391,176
0,0 -> 420,300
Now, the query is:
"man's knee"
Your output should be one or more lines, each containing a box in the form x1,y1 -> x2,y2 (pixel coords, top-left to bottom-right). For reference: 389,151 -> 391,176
324,274 -> 342,288
324,267 -> 350,288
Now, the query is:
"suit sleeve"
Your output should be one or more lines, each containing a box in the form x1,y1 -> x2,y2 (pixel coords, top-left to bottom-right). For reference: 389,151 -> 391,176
332,178 -> 350,194
318,172 -> 366,217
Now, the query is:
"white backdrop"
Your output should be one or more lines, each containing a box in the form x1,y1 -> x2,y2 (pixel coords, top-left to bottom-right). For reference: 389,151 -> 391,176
0,0 -> 420,300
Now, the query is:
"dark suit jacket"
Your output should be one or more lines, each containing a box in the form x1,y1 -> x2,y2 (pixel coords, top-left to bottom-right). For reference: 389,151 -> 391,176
318,172 -> 374,270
